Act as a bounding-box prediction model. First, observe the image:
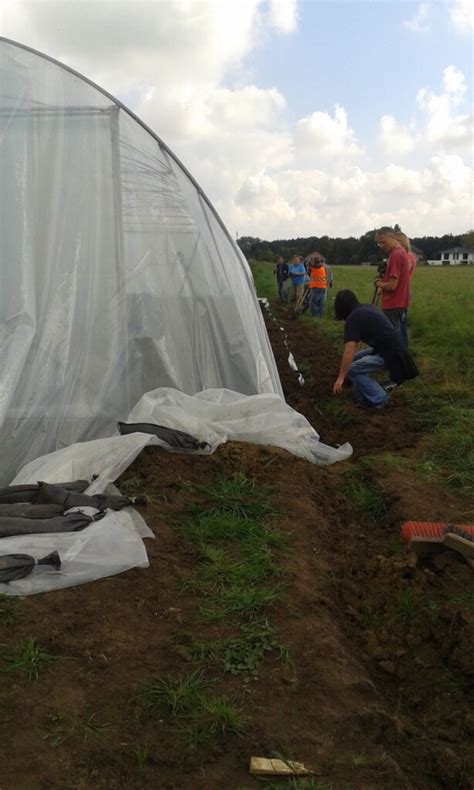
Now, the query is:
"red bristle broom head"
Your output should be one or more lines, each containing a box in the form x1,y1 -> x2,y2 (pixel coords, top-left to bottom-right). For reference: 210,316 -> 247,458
401,522 -> 474,543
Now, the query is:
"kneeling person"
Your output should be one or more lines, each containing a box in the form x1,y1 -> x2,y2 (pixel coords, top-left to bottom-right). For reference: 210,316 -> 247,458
332,290 -> 418,408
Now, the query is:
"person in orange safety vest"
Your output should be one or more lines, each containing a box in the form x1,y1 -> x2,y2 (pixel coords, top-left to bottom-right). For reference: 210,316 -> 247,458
306,252 -> 327,317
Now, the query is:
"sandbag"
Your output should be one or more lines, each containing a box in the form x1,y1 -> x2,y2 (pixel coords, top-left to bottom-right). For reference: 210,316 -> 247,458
0,504 -> 65,519
35,481 -> 145,511
0,479 -> 93,505
0,551 -> 61,583
118,421 -> 210,451
0,511 -> 104,538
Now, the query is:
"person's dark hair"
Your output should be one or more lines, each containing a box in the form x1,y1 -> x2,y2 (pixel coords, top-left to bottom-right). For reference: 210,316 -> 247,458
334,290 -> 360,320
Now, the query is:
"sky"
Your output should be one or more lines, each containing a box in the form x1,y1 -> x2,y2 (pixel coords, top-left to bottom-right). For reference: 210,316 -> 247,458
1,0 -> 473,240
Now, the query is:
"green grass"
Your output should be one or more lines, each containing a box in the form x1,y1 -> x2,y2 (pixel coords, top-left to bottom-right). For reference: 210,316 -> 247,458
43,711 -> 110,747
186,473 -> 279,521
141,669 -> 210,716
118,475 -> 145,497
131,742 -> 149,773
2,639 -> 58,680
198,695 -> 247,736
199,582 -> 283,621
395,588 -> 413,624
140,669 -> 246,743
343,474 -> 389,524
0,593 -> 16,626
190,619 -> 284,675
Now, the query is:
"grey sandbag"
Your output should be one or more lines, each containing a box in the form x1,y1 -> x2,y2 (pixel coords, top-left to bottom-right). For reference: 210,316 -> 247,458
35,481 -> 145,511
0,504 -> 65,519
118,421 -> 210,451
0,511 -> 105,538
0,551 -> 61,583
0,479 -> 93,505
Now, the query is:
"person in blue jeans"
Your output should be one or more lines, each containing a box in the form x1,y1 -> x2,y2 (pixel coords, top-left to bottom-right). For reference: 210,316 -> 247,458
332,290 -> 418,409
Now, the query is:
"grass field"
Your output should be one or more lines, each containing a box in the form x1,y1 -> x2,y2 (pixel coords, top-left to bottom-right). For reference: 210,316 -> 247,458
252,261 -> 474,497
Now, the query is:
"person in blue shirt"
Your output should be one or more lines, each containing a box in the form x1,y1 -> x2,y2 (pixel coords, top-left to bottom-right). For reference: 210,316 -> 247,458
288,255 -> 306,313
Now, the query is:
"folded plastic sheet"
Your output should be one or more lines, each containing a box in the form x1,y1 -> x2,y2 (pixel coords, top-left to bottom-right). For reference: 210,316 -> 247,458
0,513 -> 150,596
13,389 -> 352,493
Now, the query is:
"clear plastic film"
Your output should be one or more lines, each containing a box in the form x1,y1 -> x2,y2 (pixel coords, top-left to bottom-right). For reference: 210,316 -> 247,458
0,39 -> 282,484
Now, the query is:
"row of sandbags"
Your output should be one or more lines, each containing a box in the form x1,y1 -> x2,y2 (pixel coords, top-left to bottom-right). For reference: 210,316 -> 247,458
0,478 -> 145,583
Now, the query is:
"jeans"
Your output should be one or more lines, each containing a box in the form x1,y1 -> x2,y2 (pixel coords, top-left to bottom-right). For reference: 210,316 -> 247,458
290,283 -> 305,312
347,349 -> 388,407
383,308 -> 408,348
277,280 -> 287,300
309,288 -> 326,317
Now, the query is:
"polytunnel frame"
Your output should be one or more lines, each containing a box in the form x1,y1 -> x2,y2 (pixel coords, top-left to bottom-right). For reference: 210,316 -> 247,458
0,36 -> 255,293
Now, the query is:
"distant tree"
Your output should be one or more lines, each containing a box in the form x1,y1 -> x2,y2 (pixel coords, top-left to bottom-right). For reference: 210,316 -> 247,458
462,229 -> 474,248
236,236 -> 261,256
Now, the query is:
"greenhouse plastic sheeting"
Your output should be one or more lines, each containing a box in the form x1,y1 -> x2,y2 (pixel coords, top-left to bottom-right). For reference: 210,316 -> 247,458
13,389 -> 353,493
0,512 -> 151,597
0,39 -> 282,485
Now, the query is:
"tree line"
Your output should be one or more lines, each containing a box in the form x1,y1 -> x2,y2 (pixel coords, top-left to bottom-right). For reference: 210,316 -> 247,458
237,229 -> 474,265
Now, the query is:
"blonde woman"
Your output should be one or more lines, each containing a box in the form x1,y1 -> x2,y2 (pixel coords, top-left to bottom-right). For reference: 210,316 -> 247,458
394,231 -> 416,347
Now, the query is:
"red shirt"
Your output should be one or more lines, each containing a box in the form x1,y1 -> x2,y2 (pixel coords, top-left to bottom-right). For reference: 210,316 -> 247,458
407,252 -> 416,278
381,246 -> 410,309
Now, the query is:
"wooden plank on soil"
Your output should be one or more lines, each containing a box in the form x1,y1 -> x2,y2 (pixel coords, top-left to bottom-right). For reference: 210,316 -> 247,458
249,757 -> 314,776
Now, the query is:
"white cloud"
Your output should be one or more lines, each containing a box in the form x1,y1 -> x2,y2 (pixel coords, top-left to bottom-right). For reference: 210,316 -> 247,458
0,1 -> 472,239
267,0 -> 298,33
295,106 -> 362,164
448,0 -> 474,33
379,115 -> 417,155
417,65 -> 473,149
403,2 -> 430,32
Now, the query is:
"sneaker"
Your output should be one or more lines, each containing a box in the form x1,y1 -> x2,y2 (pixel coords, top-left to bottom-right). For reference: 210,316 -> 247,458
383,381 -> 398,393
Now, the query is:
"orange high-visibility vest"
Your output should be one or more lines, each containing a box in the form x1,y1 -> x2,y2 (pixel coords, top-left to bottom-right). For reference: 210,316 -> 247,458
308,264 -> 326,289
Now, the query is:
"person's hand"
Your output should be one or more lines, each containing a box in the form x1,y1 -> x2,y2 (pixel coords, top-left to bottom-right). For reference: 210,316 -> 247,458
374,279 -> 382,289
333,376 -> 345,395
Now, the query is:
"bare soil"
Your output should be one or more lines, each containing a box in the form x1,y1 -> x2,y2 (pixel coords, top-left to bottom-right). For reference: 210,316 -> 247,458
1,300 -> 473,789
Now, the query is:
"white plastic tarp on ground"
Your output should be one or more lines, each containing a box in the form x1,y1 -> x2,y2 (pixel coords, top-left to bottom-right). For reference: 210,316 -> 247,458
13,389 -> 353,490
0,511 -> 151,597
4,388 -> 352,596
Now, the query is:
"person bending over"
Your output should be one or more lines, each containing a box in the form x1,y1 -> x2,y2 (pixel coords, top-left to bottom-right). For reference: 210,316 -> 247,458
332,290 -> 418,409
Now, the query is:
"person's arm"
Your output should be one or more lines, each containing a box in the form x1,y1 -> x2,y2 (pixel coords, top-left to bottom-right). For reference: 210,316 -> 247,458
374,276 -> 398,292
333,341 -> 357,394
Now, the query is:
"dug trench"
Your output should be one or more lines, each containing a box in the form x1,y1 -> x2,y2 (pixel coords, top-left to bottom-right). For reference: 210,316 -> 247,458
0,303 -> 472,789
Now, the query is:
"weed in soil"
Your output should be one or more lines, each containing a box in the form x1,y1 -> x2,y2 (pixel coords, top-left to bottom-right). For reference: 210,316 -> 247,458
199,582 -> 283,621
70,711 -> 111,742
198,695 -> 248,736
131,742 -> 149,773
385,535 -> 403,557
2,638 -> 58,680
343,473 -> 389,524
43,710 -> 110,747
190,618 -> 282,675
141,669 -> 211,717
394,588 -> 413,624
0,593 -> 16,626
185,473 -> 280,521
117,474 -> 145,497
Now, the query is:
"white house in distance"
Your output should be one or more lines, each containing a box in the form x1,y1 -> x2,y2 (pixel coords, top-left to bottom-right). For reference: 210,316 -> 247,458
428,246 -> 474,266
